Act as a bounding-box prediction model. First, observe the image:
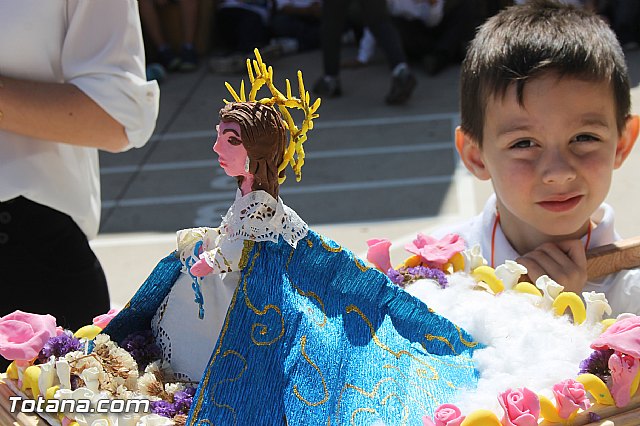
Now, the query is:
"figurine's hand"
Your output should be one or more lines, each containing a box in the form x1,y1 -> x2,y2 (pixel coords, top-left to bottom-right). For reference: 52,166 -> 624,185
516,240 -> 587,294
190,258 -> 214,277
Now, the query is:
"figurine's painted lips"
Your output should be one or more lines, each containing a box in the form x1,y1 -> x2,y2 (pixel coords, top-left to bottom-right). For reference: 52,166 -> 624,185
537,195 -> 583,212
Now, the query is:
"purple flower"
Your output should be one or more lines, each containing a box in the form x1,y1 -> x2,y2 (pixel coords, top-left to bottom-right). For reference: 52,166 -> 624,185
387,268 -> 406,285
173,387 -> 196,414
151,400 -> 177,418
579,349 -> 614,382
121,330 -> 162,370
37,330 -> 83,363
389,265 -> 449,288
406,266 -> 448,288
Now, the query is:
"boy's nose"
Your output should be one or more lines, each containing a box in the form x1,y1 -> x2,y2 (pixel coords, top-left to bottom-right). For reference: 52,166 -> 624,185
541,150 -> 576,184
212,139 -> 220,154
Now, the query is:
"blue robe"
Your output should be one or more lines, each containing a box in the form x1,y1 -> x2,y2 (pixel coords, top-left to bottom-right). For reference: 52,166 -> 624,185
105,230 -> 482,425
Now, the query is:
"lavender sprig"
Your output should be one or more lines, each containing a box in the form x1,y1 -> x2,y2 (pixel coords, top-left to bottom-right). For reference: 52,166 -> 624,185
151,400 -> 177,418
37,330 -> 83,363
386,265 -> 449,288
121,330 -> 162,370
579,349 -> 614,382
173,386 -> 196,414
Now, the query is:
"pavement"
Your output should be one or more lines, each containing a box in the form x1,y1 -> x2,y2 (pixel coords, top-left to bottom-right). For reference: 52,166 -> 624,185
91,47 -> 640,309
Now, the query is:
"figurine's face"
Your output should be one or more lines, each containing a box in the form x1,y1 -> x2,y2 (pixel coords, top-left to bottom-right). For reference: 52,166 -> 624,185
214,121 -> 250,177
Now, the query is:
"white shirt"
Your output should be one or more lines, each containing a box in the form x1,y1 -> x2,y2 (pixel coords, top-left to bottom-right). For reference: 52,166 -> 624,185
0,0 -> 159,239
433,194 -> 640,316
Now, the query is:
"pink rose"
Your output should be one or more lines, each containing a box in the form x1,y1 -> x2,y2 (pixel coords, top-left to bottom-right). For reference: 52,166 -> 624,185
366,238 -> 393,273
92,308 -> 120,329
422,404 -> 466,426
591,316 -> 640,358
552,379 -> 591,418
609,352 -> 639,408
404,233 -> 465,266
498,387 -> 540,426
0,310 -> 57,361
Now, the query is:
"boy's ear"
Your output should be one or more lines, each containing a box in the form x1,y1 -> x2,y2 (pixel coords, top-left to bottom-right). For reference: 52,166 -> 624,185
455,127 -> 491,180
614,114 -> 639,169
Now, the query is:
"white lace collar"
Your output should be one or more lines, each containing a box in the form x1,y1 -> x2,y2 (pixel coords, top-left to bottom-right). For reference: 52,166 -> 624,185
221,190 -> 308,247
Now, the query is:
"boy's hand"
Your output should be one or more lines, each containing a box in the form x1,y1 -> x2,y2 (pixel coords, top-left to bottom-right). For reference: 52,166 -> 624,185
516,240 -> 588,294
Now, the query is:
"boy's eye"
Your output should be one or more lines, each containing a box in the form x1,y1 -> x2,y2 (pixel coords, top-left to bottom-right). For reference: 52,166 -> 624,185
572,134 -> 600,143
510,139 -> 535,149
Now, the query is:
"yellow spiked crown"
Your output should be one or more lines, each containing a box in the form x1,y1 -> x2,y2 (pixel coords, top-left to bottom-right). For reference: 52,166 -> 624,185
224,48 -> 321,184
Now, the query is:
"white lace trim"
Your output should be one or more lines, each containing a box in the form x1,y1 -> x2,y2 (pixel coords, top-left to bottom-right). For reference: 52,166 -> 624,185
221,190 -> 308,247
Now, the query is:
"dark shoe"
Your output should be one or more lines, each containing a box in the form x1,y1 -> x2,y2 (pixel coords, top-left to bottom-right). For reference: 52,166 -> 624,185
385,68 -> 417,105
157,47 -> 181,71
312,76 -> 342,98
178,45 -> 198,72
423,53 -> 448,76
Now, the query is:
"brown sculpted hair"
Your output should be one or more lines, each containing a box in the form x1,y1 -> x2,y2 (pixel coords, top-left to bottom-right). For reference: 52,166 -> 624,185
219,102 -> 287,198
460,0 -> 631,146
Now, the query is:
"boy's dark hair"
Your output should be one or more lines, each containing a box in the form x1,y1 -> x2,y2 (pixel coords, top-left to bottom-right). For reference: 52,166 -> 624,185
461,0 -> 630,145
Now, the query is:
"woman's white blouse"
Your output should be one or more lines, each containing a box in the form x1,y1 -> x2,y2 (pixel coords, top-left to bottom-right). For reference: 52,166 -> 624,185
0,1 -> 159,239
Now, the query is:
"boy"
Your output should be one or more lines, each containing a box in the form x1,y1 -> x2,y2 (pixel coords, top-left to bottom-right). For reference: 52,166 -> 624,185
437,0 -> 640,315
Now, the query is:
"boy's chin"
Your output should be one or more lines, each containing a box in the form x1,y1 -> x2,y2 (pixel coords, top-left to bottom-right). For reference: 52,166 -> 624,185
534,219 -> 590,239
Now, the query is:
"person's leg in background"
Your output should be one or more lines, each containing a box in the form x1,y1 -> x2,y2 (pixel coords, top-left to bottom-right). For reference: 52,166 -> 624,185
313,0 -> 350,97
178,0 -> 200,71
423,0 -> 484,76
362,0 -> 417,104
209,7 -> 270,74
139,0 -> 182,71
314,0 -> 416,104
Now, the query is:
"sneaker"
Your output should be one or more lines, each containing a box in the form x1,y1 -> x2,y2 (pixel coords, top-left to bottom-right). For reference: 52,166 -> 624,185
385,68 -> 417,105
178,45 -> 199,72
312,76 -> 342,98
271,37 -> 299,55
157,47 -> 181,72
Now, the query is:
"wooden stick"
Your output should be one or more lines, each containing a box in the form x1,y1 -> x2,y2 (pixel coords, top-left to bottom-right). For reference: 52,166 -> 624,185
586,236 -> 640,279
0,403 -> 19,426
592,406 -> 640,426
0,381 -> 42,426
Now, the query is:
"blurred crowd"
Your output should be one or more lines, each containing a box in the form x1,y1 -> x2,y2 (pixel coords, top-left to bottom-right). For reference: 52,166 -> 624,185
139,0 -> 640,104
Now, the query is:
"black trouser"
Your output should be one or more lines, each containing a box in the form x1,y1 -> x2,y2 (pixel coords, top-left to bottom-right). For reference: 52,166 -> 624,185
215,8 -> 269,54
321,0 -> 406,76
0,197 -> 110,370
393,0 -> 485,63
271,12 -> 322,52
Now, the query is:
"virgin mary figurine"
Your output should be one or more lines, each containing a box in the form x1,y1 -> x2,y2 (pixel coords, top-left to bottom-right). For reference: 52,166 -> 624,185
105,50 -> 481,425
